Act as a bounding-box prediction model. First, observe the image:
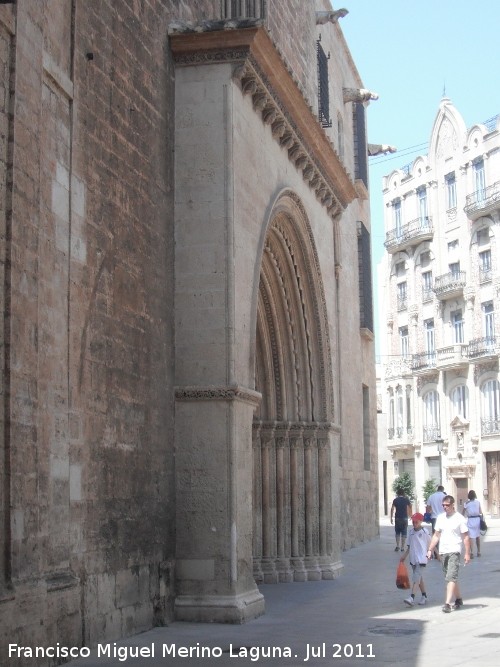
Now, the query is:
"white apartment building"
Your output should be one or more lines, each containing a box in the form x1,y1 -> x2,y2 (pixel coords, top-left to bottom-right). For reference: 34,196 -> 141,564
379,98 -> 500,517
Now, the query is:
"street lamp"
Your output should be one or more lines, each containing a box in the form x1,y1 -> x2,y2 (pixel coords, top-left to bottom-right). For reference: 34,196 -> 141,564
435,438 -> 444,485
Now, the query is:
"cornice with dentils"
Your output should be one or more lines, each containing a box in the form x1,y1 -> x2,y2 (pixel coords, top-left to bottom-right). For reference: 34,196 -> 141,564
169,23 -> 359,218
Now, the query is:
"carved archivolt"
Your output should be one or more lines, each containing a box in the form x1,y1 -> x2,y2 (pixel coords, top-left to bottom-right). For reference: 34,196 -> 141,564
255,191 -> 335,423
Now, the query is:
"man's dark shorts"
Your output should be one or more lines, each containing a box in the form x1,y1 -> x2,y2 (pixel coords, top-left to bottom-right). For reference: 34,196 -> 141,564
394,518 -> 408,537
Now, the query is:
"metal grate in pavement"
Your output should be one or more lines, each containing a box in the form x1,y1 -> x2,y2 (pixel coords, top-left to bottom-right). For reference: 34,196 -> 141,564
367,625 -> 420,636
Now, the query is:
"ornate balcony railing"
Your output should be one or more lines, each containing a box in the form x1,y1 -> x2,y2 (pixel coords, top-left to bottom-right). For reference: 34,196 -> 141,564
433,270 -> 466,298
411,351 -> 436,372
464,181 -> 500,218
423,426 -> 441,442
422,287 -> 433,302
467,336 -> 498,360
221,0 -> 267,19
384,216 -> 433,253
385,356 -> 413,380
481,418 -> 500,436
397,295 -> 407,311
388,427 -> 414,444
479,266 -> 492,283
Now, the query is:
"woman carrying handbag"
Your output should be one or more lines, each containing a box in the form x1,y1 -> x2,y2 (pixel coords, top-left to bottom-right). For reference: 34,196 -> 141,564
464,490 -> 483,558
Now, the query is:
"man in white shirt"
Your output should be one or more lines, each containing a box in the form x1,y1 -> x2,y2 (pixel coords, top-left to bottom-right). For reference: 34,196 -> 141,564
426,495 -> 471,613
426,484 -> 446,559
426,484 -> 446,532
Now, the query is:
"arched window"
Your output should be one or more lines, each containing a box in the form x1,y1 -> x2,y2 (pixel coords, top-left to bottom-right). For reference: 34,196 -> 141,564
396,386 -> 404,438
388,393 -> 395,439
423,390 -> 440,442
481,379 -> 500,435
450,384 -> 468,419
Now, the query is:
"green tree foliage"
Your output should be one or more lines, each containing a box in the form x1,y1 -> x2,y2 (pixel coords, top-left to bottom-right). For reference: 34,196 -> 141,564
422,478 -> 438,502
392,471 -> 415,501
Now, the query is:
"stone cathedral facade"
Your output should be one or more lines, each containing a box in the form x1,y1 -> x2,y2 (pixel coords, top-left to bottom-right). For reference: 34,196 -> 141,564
0,1 -> 378,663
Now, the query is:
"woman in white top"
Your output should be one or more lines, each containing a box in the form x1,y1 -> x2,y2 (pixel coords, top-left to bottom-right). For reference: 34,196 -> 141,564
464,489 -> 482,557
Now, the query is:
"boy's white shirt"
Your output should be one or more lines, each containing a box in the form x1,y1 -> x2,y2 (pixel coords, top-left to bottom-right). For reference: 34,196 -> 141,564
406,526 -> 431,565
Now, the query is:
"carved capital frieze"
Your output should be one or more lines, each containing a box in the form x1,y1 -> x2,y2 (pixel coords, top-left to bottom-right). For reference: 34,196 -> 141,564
175,384 -> 262,407
275,436 -> 287,449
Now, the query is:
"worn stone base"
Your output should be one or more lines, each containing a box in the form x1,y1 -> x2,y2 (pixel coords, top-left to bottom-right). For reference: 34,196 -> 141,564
174,588 -> 265,624
319,558 -> 344,580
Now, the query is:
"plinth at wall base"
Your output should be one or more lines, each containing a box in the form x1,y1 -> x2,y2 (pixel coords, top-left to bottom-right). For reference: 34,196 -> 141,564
174,588 -> 265,624
260,558 -> 279,584
318,557 -> 344,580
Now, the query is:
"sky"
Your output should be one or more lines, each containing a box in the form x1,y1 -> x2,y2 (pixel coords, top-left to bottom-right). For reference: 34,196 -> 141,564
339,0 -> 500,357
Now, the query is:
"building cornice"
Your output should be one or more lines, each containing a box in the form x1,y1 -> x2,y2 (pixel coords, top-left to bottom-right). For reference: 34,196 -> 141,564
169,23 -> 358,218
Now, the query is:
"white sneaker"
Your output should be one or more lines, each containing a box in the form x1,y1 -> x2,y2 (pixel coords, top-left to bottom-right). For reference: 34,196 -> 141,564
418,597 -> 427,605
404,596 -> 414,606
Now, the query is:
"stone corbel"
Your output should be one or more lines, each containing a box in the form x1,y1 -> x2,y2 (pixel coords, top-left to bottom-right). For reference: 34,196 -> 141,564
233,60 -> 347,219
252,90 -> 268,111
279,129 -> 295,149
271,118 -> 286,139
262,103 -> 278,125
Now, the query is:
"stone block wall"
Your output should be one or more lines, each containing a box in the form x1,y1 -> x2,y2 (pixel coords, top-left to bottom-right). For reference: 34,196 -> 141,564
0,1 -> 378,663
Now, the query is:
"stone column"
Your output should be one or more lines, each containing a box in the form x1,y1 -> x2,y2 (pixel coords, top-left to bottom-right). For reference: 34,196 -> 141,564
317,426 -> 340,578
275,424 -> 293,582
318,432 -> 330,557
174,387 -> 264,622
172,51 -> 265,622
252,423 -> 263,583
303,430 -> 321,579
260,425 -> 278,583
289,428 -> 307,581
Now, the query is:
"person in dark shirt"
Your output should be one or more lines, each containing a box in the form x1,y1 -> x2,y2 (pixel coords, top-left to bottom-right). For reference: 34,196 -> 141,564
390,487 -> 412,551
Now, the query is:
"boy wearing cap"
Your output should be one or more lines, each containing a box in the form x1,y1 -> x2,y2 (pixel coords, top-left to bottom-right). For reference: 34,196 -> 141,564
400,513 -> 431,606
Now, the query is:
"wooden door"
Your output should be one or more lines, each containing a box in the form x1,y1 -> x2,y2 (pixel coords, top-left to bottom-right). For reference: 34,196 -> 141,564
454,477 -> 468,513
486,452 -> 500,516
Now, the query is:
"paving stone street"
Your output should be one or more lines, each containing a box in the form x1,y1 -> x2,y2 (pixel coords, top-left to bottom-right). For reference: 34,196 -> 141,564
63,517 -> 500,667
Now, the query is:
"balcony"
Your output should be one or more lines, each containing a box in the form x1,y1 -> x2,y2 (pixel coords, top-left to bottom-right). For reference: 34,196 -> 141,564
467,336 -> 499,363
397,295 -> 407,311
479,266 -> 492,284
388,427 -> 414,440
464,181 -> 500,220
387,427 -> 414,453
433,270 -> 466,299
385,356 -> 413,380
422,287 -> 433,303
384,216 -> 433,254
423,426 -> 441,443
411,351 -> 437,375
481,418 -> 500,436
436,343 -> 469,370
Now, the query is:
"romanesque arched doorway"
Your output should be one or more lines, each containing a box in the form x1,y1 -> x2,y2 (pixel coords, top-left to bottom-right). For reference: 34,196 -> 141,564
252,192 -> 340,582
